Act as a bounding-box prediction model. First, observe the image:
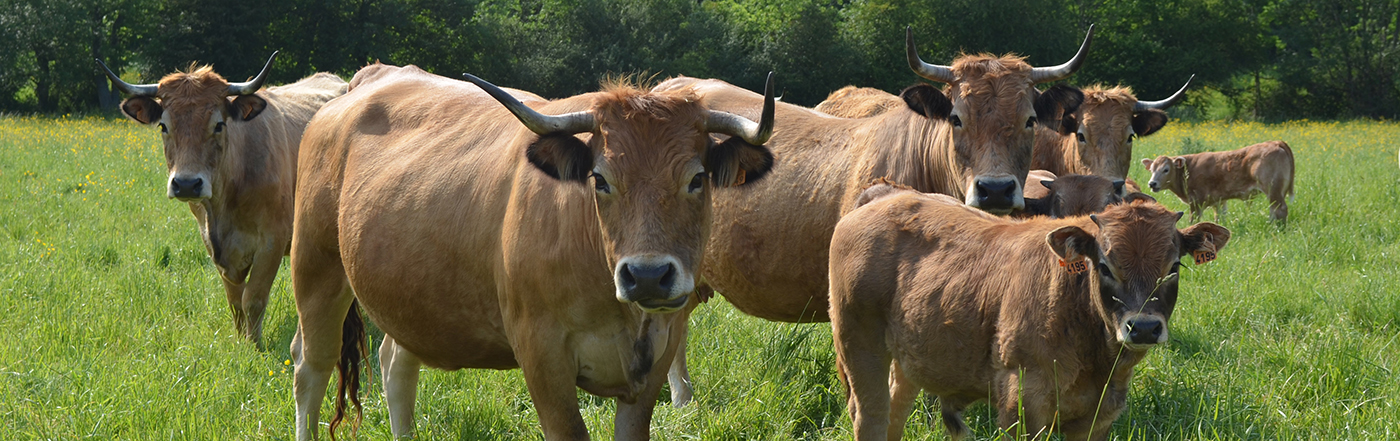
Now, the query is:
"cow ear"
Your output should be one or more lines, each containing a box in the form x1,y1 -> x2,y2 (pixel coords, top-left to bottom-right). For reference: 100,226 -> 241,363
1112,180 -> 1126,197
1172,157 -> 1185,169
1180,222 -> 1230,263
1021,197 -> 1051,217
1141,158 -> 1153,171
1132,109 -> 1169,137
899,84 -> 952,120
1034,84 -> 1084,133
1123,192 -> 1156,204
1046,226 -> 1099,263
526,134 -> 594,182
230,95 -> 268,121
1058,113 -> 1080,136
120,97 -> 163,125
1040,179 -> 1055,190
707,136 -> 775,187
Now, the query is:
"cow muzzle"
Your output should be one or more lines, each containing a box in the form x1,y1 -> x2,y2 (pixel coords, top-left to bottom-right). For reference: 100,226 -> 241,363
168,172 -> 212,201
966,175 -> 1023,215
1147,180 -> 1161,192
614,255 -> 693,313
1118,314 -> 1168,349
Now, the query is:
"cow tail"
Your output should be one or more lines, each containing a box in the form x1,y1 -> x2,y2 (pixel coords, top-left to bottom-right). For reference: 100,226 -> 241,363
1280,141 -> 1296,201
329,299 -> 368,441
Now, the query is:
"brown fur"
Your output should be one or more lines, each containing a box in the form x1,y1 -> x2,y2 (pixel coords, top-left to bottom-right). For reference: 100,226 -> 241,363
829,193 -> 1229,440
289,64 -> 770,440
816,86 -> 905,118
1020,171 -> 1128,218
1033,86 -> 1168,179
116,65 -> 347,344
1143,140 -> 1296,223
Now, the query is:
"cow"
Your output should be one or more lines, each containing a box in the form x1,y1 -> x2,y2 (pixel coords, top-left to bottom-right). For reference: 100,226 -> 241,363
288,64 -> 776,440
1033,77 -> 1193,179
1142,140 -> 1295,223
814,85 -> 905,118
1021,171 -> 1131,218
97,54 -> 347,344
829,187 -> 1230,441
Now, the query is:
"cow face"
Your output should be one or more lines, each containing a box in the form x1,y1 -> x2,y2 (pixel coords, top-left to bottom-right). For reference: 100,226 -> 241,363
524,88 -> 773,313
1047,201 -> 1229,350
1142,156 -> 1184,193
118,66 -> 269,202
1038,175 -> 1127,218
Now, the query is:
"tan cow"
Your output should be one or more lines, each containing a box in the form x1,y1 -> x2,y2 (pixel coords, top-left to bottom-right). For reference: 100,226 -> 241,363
1032,77 -> 1192,179
650,26 -> 1093,323
98,54 -> 347,343
830,188 -> 1229,440
288,64 -> 776,440
814,85 -> 905,117
1020,171 -> 1131,218
1142,140 -> 1295,223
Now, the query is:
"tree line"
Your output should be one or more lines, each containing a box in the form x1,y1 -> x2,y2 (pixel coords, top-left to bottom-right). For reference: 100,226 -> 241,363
2,0 -> 1397,120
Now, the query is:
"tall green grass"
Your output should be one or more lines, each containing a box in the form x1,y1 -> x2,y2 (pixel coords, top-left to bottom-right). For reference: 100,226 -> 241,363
2,116 -> 1397,439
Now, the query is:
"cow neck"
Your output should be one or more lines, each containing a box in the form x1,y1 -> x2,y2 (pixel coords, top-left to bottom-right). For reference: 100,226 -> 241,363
1042,226 -> 1150,391
864,110 -> 960,197
207,114 -> 278,229
1171,157 -> 1192,202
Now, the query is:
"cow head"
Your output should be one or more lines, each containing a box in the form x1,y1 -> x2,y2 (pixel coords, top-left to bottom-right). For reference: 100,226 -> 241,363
1066,77 -> 1193,178
1142,155 -> 1185,193
98,53 -> 277,202
1046,200 -> 1229,351
904,26 -> 1092,214
1036,174 -> 1128,218
465,73 -> 776,313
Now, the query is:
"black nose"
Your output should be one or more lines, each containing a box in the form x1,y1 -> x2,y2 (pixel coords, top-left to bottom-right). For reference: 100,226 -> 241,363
974,178 -> 1017,211
618,262 -> 676,301
1148,181 -> 1160,192
1126,318 -> 1164,345
170,177 -> 204,199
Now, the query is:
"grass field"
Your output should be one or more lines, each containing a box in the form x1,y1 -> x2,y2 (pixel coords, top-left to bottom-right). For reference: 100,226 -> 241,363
2,115 -> 1399,440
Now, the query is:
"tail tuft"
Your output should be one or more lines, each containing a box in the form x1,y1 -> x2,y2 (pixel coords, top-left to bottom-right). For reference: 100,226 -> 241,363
329,299 -> 369,441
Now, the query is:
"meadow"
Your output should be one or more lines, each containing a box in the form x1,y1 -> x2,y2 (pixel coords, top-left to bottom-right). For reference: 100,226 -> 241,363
2,115 -> 1398,440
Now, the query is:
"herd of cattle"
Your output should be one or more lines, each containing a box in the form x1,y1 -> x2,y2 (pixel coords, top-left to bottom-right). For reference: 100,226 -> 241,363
95,24 -> 1298,440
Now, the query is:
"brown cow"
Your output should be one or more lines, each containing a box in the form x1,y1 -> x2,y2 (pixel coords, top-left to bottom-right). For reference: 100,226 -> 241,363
288,64 -> 776,440
1142,140 -> 1295,223
1033,78 -> 1192,179
1021,170 -> 1130,218
830,187 -> 1229,440
98,54 -> 347,343
651,26 -> 1092,323
814,85 -> 905,117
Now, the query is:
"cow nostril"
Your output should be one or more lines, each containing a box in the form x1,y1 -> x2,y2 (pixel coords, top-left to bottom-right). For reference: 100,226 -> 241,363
658,264 -> 676,290
1126,319 -> 1164,344
618,265 -> 638,289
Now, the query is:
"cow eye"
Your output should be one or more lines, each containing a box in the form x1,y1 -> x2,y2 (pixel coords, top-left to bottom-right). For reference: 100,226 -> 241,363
592,172 -> 612,194
158,123 -> 168,134
1128,133 -> 1137,142
1075,132 -> 1086,143
214,122 -> 226,133
1170,261 -> 1181,274
1098,262 -> 1116,279
687,173 -> 705,194
1025,116 -> 1036,128
949,115 -> 963,128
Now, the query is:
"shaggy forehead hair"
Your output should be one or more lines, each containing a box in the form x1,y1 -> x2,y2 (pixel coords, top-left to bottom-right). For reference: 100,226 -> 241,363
157,64 -> 232,110
1081,85 -> 1138,106
591,82 -> 710,172
947,54 -> 1034,130
596,78 -> 704,123
1097,200 -> 1180,275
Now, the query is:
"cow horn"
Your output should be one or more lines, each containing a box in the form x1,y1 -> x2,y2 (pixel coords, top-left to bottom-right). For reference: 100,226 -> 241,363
95,58 -> 158,97
1030,24 -> 1095,84
227,51 -> 278,96
462,73 -> 597,135
906,27 -> 955,83
705,72 -> 775,145
1135,74 -> 1195,112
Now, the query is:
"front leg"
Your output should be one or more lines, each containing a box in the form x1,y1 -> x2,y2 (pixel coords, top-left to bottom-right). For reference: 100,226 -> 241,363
241,245 -> 286,345
516,330 -> 590,440
996,370 -> 1050,440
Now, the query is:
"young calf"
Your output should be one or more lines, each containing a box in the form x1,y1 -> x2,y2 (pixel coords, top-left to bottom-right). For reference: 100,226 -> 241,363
1021,171 -> 1130,218
1142,140 -> 1295,223
830,187 -> 1229,441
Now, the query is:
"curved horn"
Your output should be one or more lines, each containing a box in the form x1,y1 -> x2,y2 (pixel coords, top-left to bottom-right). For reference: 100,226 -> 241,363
227,51 -> 278,96
462,73 -> 596,135
95,58 -> 158,97
1030,24 -> 1095,83
706,72 -> 776,145
1135,74 -> 1195,112
906,27 -> 955,83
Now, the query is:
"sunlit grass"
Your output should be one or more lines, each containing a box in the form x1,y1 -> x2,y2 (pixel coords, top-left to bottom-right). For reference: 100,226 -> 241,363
1,116 -> 1398,439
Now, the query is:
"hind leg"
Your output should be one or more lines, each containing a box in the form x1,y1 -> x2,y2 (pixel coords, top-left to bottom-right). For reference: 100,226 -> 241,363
379,335 -> 421,439
886,360 -> 921,441
1268,190 -> 1288,223
292,244 -> 355,441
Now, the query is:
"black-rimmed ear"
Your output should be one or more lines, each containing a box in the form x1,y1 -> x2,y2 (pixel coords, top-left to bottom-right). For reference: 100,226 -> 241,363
120,97 -> 163,125
1122,192 -> 1156,204
706,137 -> 774,187
1180,222 -> 1230,258
1021,197 -> 1052,217
1132,108 -> 1169,137
1059,112 -> 1080,136
526,134 -> 593,182
1041,179 -> 1056,190
899,84 -> 952,120
1034,84 -> 1084,134
230,95 -> 268,121
1046,226 -> 1099,263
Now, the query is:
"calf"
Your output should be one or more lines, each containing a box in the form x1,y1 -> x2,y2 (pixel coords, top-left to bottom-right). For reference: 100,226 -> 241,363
830,187 -> 1229,441
1021,171 -> 1129,218
1142,140 -> 1295,222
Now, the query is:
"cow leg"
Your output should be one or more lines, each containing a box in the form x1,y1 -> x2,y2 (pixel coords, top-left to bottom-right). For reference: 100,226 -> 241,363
515,329 -> 589,440
615,366 -> 667,441
1268,190 -> 1288,223
666,325 -> 694,407
241,247 -> 284,345
886,359 -> 921,441
292,245 -> 355,441
833,317 -> 892,440
220,274 -> 249,340
938,399 -> 971,441
1216,201 -> 1228,222
379,334 -> 421,439
995,370 -> 1049,440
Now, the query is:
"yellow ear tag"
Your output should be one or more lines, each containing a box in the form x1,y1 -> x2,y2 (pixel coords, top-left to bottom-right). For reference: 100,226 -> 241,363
1193,250 -> 1216,265
733,169 -> 747,186
1059,257 -> 1089,274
